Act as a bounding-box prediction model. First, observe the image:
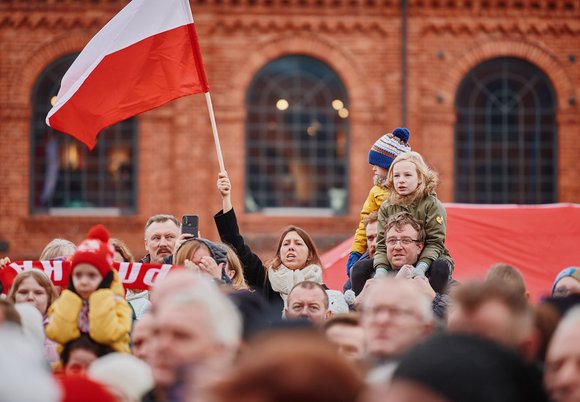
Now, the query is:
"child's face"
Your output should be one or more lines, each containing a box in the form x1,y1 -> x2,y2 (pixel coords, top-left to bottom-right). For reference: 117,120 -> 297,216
72,263 -> 102,299
372,165 -> 389,180
64,348 -> 98,375
392,160 -> 419,196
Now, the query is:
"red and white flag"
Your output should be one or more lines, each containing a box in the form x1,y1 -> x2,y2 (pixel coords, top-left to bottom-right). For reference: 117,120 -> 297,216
46,0 -> 209,149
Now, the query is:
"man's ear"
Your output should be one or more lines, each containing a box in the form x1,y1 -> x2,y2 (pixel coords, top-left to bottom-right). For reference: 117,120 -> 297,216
417,242 -> 425,252
325,309 -> 333,320
144,238 -> 149,253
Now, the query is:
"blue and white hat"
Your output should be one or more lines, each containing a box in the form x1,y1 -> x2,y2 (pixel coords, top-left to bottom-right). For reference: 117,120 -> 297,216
368,127 -> 411,170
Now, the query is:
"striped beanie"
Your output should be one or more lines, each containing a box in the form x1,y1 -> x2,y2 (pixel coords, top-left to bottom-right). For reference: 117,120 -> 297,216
552,266 -> 580,296
368,127 -> 411,170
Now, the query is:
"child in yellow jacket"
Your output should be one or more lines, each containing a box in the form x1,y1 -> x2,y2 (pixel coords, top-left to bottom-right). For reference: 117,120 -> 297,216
46,224 -> 132,354
346,128 -> 411,276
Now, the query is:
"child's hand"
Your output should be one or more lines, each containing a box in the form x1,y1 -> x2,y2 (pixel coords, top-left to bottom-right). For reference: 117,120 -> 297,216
98,271 -> 114,289
217,172 -> 231,198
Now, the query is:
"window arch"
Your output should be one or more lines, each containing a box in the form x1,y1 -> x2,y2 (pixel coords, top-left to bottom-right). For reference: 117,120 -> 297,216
454,57 -> 557,204
30,53 -> 137,215
245,55 -> 350,214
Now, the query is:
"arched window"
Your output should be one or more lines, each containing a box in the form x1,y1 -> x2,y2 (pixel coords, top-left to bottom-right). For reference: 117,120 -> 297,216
455,57 -> 557,204
245,55 -> 350,214
30,54 -> 137,215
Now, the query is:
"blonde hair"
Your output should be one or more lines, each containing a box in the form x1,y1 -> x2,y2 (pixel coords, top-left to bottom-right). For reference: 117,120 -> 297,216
109,238 -> 135,262
173,239 -> 211,266
39,239 -> 76,260
218,242 -> 249,291
7,271 -> 58,316
386,151 -> 439,205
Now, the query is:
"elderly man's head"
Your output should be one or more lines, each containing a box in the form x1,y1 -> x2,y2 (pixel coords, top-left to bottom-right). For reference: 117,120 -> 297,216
361,278 -> 434,360
384,212 -> 425,270
144,214 -> 180,263
448,281 -> 535,359
285,281 -> 331,325
545,307 -> 580,402
149,271 -> 242,388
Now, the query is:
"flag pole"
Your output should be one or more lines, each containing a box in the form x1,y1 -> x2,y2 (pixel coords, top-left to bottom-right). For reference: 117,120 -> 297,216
204,92 -> 226,172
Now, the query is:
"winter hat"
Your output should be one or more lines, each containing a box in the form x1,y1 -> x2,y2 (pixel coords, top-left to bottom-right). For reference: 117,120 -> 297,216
70,224 -> 114,278
392,333 -> 549,402
14,303 -> 45,352
88,353 -> 154,402
0,324 -> 61,402
326,290 -> 350,314
197,238 -> 228,265
58,375 -> 116,402
368,127 -> 411,170
551,266 -> 580,296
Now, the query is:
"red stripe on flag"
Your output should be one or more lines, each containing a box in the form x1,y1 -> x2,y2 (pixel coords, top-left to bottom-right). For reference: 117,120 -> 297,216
48,24 -> 209,149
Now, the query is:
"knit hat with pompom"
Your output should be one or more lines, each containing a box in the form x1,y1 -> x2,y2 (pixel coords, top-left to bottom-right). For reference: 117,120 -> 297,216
368,127 -> 411,170
70,225 -> 114,278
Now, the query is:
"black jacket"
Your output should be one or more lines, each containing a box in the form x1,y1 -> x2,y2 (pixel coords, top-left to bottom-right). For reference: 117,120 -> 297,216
214,208 -> 284,314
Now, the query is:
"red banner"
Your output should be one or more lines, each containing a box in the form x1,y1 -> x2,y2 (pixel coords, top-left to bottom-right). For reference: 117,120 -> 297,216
0,261 -> 178,294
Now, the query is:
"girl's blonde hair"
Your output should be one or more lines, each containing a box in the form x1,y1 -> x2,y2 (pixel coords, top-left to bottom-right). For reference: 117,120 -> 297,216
386,151 -> 439,205
7,270 -> 58,316
218,242 -> 249,291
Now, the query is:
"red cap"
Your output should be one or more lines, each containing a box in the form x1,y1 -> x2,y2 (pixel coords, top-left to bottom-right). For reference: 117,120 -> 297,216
59,375 -> 116,402
70,225 -> 114,278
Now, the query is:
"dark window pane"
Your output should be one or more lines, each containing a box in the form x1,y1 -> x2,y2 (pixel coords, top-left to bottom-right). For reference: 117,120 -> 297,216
30,54 -> 137,214
245,56 -> 349,213
454,58 -> 557,204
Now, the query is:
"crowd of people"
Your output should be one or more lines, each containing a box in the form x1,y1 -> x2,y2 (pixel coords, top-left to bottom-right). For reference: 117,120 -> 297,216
1,128 -> 580,402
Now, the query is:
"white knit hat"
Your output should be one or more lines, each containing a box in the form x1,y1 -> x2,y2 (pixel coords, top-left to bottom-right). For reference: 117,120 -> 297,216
88,353 -> 154,402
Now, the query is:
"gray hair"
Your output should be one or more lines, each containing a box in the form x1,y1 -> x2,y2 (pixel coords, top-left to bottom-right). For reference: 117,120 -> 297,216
363,278 -> 434,323
163,277 -> 242,351
144,214 -> 180,232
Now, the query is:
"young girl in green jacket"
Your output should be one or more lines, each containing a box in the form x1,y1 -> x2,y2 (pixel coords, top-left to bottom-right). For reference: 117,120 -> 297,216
373,151 -> 454,288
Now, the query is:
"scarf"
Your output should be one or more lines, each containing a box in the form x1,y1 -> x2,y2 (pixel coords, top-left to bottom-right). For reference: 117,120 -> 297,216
268,263 -> 323,305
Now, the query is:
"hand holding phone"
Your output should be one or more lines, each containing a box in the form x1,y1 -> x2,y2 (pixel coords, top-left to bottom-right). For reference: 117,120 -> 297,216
181,215 -> 199,238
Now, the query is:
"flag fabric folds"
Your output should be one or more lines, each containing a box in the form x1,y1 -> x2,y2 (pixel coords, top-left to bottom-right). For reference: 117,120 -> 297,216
46,0 -> 209,149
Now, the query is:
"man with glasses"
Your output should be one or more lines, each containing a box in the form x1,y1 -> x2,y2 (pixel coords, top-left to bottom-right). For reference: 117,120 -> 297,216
352,212 -> 452,295
361,278 -> 435,384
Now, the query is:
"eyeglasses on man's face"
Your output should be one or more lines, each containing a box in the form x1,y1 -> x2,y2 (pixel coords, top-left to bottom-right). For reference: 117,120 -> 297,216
386,237 -> 421,247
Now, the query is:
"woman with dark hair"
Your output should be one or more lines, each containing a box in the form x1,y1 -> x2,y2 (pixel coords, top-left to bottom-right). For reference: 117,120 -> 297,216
215,172 -> 324,315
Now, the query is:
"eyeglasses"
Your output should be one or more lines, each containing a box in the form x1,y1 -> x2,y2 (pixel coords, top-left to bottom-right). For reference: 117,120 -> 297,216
386,237 -> 421,247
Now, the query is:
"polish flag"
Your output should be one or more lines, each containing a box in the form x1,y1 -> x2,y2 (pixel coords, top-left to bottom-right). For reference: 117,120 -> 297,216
46,0 -> 209,150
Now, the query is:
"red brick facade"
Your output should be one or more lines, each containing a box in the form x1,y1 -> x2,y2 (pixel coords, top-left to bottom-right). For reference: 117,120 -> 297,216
1,0 -> 578,260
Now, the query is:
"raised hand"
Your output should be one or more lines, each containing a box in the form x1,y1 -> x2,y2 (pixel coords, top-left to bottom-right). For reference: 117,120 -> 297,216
217,171 -> 233,212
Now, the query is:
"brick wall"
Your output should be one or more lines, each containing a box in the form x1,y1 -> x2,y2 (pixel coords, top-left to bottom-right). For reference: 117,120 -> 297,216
1,0 -> 578,260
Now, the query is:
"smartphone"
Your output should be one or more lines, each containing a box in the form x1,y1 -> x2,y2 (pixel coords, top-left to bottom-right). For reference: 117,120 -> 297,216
181,215 -> 199,237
